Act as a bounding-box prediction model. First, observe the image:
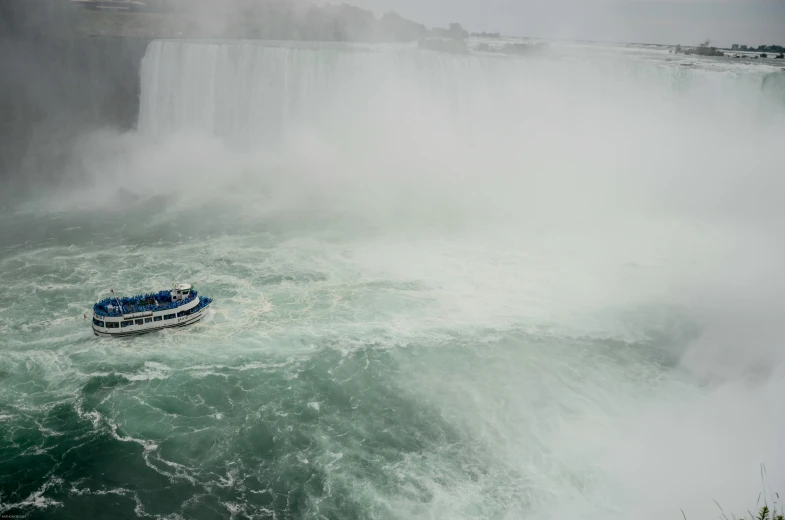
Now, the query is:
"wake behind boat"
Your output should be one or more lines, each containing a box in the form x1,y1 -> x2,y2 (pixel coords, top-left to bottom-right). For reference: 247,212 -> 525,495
92,283 -> 213,337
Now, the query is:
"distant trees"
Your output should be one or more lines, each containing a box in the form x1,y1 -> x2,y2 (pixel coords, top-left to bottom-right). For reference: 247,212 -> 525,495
674,39 -> 785,59
756,44 -> 785,53
47,0 -> 431,42
672,39 -> 724,57
418,22 -> 471,54
379,11 -> 427,42
449,23 -> 469,39
429,22 -> 469,40
729,43 -> 784,53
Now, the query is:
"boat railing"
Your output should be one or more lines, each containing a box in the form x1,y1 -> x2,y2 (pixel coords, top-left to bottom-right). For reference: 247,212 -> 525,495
94,290 -> 199,317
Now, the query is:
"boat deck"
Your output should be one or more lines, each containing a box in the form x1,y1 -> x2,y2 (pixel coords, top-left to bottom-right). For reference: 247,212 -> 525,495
94,289 -> 201,317
91,284 -> 213,337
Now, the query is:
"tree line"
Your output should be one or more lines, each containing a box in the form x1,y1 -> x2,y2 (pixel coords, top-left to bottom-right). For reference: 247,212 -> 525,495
731,44 -> 784,53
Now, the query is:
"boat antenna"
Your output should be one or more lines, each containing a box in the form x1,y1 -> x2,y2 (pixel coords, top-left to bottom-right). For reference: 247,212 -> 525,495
111,288 -> 123,313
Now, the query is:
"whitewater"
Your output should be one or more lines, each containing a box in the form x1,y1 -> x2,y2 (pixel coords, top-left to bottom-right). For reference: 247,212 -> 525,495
2,39 -> 785,519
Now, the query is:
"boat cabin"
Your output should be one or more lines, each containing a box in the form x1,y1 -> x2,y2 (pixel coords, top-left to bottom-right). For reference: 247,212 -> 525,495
172,283 -> 192,301
91,282 -> 213,337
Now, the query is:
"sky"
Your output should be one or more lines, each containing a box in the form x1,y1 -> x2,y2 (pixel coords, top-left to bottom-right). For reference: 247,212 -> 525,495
347,0 -> 785,47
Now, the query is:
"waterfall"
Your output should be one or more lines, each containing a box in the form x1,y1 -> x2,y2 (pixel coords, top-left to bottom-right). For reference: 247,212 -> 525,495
138,40 -> 500,147
138,39 -> 784,151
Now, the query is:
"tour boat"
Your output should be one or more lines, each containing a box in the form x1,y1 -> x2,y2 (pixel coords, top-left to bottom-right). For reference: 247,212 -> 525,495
91,283 -> 212,337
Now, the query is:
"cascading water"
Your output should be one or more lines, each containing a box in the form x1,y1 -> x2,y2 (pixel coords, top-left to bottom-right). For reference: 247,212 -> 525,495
138,40 -> 783,145
2,39 -> 785,519
137,40 -> 512,149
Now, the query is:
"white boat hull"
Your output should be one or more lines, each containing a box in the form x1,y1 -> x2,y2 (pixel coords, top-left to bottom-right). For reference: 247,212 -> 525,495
92,297 -> 211,337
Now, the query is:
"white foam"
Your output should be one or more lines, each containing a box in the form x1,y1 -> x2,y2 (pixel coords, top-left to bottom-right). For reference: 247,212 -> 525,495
2,40 -> 785,520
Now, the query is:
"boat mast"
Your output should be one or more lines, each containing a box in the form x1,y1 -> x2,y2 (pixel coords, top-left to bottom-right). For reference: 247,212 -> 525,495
111,289 -> 123,313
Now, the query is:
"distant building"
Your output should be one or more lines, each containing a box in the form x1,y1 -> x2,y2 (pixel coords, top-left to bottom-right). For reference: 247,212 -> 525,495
731,44 -> 739,50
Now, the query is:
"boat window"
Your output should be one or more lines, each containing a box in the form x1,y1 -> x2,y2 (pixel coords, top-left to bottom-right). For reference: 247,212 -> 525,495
164,314 -> 175,320
92,319 -> 105,327
135,319 -> 144,325
106,322 -> 119,329
121,321 -> 133,328
177,311 -> 189,318
145,318 -> 152,323
154,316 -> 162,322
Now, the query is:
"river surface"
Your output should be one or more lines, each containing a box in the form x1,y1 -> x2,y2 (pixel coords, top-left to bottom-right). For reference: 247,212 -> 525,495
1,40 -> 785,519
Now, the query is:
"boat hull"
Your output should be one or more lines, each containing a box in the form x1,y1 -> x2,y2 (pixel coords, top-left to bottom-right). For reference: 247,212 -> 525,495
92,302 -> 210,337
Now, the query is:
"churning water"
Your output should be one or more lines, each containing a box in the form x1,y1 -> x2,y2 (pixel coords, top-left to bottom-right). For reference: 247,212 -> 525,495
2,40 -> 785,519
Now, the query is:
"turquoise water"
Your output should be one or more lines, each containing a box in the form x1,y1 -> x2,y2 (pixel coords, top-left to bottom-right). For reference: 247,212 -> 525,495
2,41 -> 785,519
0,203 -> 693,519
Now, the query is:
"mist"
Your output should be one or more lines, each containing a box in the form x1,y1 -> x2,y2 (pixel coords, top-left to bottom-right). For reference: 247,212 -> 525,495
2,1 -> 785,519
351,0 -> 785,46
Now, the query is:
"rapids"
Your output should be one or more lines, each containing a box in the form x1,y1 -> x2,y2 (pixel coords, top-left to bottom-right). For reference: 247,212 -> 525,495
2,40 -> 785,519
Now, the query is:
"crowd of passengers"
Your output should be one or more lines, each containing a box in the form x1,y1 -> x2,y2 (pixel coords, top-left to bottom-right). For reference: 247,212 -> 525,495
92,297 -> 213,329
93,290 -> 197,317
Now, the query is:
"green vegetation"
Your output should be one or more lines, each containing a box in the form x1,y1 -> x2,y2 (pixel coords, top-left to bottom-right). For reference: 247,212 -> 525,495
708,500 -> 785,520
755,505 -> 785,520
685,467 -> 784,520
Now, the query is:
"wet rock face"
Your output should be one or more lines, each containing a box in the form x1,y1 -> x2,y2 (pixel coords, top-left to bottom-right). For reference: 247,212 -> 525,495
0,34 -> 151,187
